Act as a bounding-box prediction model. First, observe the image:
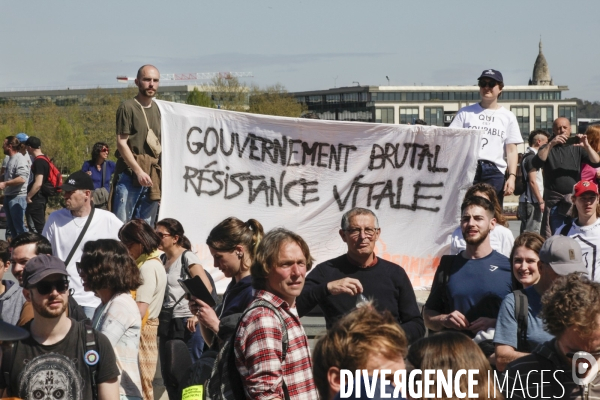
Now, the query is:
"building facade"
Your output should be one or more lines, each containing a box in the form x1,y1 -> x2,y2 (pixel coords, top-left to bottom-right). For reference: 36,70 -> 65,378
292,41 -> 576,140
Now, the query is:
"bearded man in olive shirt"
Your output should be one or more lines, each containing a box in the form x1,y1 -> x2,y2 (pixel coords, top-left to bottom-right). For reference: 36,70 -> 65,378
113,64 -> 162,225
296,207 -> 425,343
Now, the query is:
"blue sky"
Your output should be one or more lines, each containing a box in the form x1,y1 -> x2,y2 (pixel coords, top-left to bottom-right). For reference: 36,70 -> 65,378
1,0 -> 599,101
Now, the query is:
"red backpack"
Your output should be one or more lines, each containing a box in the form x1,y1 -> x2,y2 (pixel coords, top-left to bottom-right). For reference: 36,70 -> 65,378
35,155 -> 63,195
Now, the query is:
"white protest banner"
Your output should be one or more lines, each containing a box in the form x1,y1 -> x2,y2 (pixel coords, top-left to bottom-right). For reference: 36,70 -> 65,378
156,100 -> 481,291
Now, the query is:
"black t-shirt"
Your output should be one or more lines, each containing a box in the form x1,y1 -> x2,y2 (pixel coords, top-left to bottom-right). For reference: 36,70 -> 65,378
2,318 -> 120,399
27,156 -> 51,200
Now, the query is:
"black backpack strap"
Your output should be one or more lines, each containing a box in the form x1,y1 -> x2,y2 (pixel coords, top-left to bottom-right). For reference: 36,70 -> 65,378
560,221 -> 573,236
81,319 -> 100,400
1,341 -> 17,391
514,289 -> 529,353
180,249 -> 190,279
101,162 -> 106,189
64,206 -> 95,266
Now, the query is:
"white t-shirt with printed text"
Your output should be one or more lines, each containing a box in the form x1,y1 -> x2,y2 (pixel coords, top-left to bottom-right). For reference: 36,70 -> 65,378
450,103 -> 523,174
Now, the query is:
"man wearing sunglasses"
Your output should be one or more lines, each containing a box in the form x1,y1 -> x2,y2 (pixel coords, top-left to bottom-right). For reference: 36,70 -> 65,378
450,69 -> 523,206
0,254 -> 120,399
505,274 -> 600,398
297,207 -> 425,344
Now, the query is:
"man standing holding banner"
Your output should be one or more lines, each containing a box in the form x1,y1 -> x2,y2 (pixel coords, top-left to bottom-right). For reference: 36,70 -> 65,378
113,64 -> 162,225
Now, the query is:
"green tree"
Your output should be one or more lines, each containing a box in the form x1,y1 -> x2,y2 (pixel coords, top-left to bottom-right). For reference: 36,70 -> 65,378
186,87 -> 216,108
248,83 -> 306,117
208,75 -> 248,111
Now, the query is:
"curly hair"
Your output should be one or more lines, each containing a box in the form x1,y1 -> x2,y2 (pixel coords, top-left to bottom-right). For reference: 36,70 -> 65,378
407,331 -> 503,400
541,274 -> 600,338
585,125 -> 600,153
78,239 -> 142,293
312,305 -> 408,400
206,217 -> 264,262
250,228 -> 313,291
465,183 -> 508,227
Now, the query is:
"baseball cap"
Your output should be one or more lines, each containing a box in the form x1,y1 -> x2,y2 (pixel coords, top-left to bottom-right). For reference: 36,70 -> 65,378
15,132 -> 29,143
23,254 -> 69,288
573,180 -> 599,197
60,170 -> 95,191
539,236 -> 587,276
478,69 -> 504,83
0,320 -> 29,341
25,136 -> 41,149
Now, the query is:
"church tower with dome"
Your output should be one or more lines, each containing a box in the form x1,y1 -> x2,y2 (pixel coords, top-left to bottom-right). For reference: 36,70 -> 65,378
529,39 -> 554,86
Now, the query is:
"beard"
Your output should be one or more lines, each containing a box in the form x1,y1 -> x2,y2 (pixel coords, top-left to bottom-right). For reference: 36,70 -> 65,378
463,227 -> 491,246
32,294 -> 68,318
143,88 -> 156,98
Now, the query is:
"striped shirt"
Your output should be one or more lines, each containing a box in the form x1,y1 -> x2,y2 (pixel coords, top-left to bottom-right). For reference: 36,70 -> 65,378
505,339 -> 600,399
234,290 -> 318,400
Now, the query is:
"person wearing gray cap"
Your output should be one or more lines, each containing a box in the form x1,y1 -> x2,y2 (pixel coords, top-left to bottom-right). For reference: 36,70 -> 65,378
0,254 -> 120,399
505,273 -> 600,398
450,69 -> 523,206
494,235 -> 587,371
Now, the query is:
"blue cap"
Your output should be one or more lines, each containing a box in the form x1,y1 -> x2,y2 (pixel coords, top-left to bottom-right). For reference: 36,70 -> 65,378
15,132 -> 29,143
478,69 -> 503,83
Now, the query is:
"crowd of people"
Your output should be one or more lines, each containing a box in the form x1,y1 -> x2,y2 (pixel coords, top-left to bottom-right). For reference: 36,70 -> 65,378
1,63 -> 600,400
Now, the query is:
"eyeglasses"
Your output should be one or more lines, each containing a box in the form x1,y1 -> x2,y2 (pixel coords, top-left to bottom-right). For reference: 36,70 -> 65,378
34,279 -> 69,295
344,227 -> 380,238
100,147 -> 109,153
156,232 -> 172,239
478,80 -> 498,89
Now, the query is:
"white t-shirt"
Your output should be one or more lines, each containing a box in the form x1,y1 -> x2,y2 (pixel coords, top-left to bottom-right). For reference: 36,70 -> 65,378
555,218 -> 600,282
42,208 -> 124,307
450,103 -> 523,174
519,146 -> 544,204
449,224 -> 515,258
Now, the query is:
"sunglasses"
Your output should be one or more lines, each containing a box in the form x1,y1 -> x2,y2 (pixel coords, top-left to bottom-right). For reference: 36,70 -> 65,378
156,232 -> 172,239
478,80 -> 498,89
34,279 -> 69,295
101,147 -> 109,153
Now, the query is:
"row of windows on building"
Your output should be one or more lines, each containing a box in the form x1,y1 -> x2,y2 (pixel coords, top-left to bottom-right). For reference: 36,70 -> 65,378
297,90 -> 562,104
374,105 -> 577,137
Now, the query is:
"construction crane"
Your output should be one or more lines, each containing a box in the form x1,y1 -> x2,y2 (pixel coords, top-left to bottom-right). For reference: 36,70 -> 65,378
116,72 -> 253,82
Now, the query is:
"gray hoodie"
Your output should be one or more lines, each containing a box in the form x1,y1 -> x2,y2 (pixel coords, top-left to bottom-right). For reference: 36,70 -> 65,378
0,280 -> 25,326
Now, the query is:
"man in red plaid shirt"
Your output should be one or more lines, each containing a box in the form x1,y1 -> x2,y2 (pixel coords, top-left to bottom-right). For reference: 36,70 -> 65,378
234,228 -> 319,400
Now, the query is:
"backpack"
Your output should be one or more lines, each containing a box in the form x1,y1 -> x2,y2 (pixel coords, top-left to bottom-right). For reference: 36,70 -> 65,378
35,155 -> 63,195
205,299 -> 291,400
513,151 -> 535,196
1,319 -> 100,400
513,289 -> 530,353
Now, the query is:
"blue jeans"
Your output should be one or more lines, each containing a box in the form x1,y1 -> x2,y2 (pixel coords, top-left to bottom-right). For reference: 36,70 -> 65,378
4,195 -> 27,238
113,172 -> 159,225
474,160 -> 506,207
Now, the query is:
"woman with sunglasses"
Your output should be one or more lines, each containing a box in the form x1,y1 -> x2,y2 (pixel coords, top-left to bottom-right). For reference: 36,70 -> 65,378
450,69 -> 523,205
77,239 -> 144,400
119,219 -> 166,400
82,142 -> 116,208
155,218 -> 216,399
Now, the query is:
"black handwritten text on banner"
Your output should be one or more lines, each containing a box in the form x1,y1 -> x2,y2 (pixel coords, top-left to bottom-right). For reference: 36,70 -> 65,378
157,101 -> 480,291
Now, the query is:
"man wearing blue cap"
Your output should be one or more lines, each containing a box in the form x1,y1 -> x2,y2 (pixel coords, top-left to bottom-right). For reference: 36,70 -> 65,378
0,135 -> 30,239
450,69 -> 523,205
